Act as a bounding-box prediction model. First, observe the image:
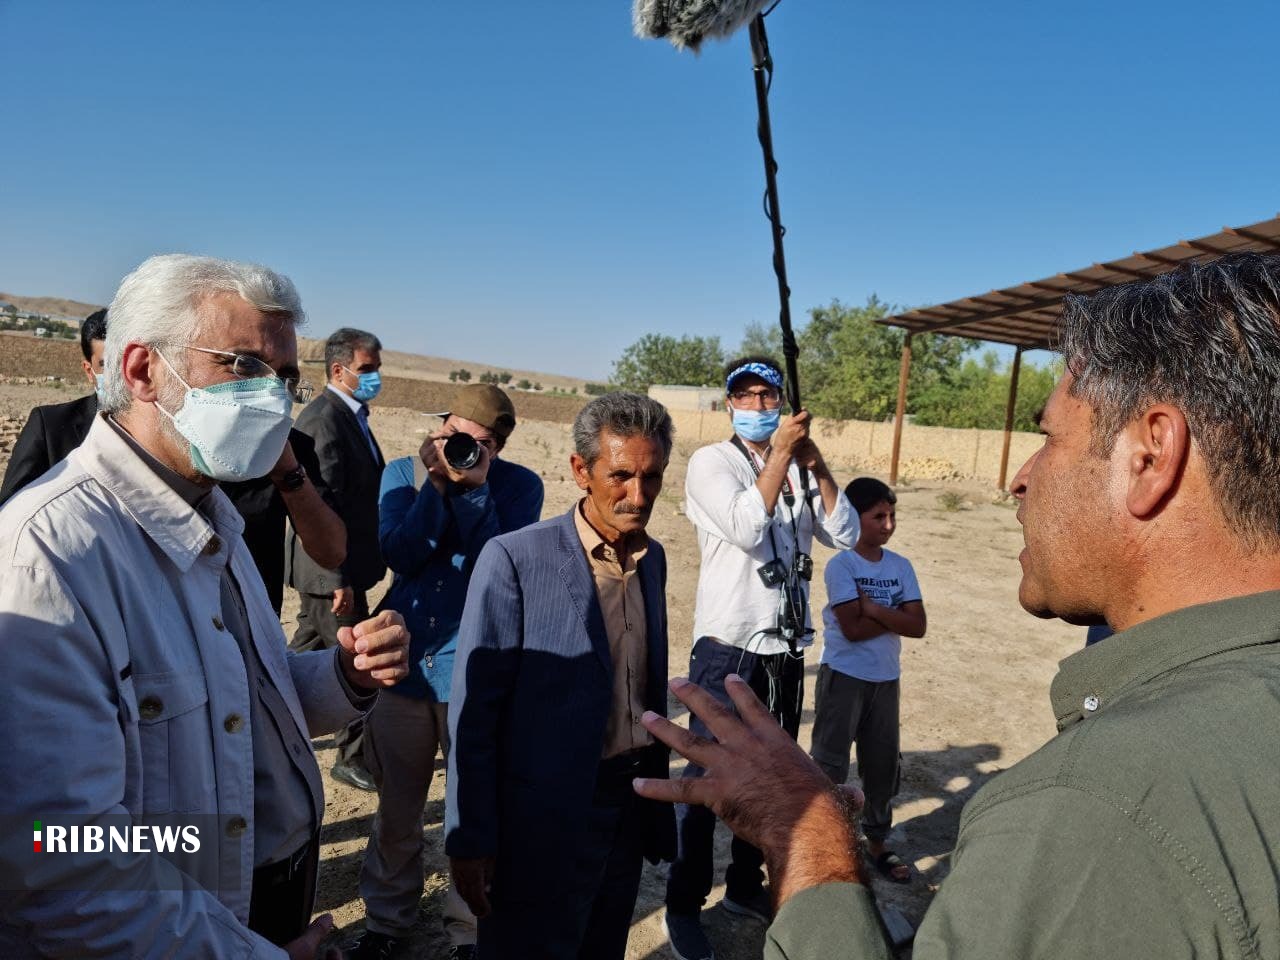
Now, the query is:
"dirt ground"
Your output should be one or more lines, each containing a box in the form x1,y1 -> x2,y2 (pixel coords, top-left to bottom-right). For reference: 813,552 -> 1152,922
0,379 -> 1083,959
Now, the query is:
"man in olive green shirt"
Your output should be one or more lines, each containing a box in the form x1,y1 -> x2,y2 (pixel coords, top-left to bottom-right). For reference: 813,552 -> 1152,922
635,253 -> 1280,959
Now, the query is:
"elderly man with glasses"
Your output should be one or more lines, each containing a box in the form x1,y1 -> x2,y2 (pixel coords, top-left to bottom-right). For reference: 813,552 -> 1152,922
0,254 -> 410,959
663,355 -> 857,960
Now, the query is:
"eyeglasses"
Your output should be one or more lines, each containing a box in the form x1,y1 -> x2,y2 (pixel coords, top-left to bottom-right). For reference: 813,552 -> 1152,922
729,387 -> 782,409
186,346 -> 314,403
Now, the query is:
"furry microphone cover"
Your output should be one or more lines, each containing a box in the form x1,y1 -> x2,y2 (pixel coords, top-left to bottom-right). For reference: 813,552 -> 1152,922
633,0 -> 775,51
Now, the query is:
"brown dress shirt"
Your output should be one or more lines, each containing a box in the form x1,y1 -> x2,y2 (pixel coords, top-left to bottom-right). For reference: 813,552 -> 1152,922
573,499 -> 654,759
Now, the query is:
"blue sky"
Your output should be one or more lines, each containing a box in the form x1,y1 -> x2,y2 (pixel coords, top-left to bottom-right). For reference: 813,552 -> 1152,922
2,0 -> 1277,379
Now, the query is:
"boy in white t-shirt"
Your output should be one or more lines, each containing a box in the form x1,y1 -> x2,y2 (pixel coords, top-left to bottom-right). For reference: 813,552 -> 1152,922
810,477 -> 927,884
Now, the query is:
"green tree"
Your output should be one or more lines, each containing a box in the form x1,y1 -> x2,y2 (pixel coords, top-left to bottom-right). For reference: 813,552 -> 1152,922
737,320 -> 784,359
516,378 -> 532,390
912,351 -> 1060,432
448,370 -> 459,383
584,382 -> 610,396
457,369 -> 472,383
532,382 -> 542,391
498,371 -> 513,385
797,297 -> 976,421
612,334 -> 724,392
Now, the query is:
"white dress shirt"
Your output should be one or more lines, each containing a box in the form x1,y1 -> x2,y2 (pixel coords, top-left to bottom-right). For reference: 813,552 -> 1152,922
684,439 -> 858,656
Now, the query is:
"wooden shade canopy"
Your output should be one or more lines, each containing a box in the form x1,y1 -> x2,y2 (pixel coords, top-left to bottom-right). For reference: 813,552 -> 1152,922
874,215 -> 1280,487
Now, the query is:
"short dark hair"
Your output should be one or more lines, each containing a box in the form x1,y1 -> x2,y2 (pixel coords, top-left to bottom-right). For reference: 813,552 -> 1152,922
845,476 -> 896,515
573,392 -> 674,467
325,327 -> 382,379
1058,253 -> 1280,548
80,308 -> 107,361
723,354 -> 782,393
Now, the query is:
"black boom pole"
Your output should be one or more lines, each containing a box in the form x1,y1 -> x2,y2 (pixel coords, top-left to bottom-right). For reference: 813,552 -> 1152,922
748,13 -> 801,415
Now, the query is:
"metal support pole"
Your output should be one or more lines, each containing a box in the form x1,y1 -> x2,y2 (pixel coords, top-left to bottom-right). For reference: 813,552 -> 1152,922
998,347 -> 1023,490
889,334 -> 912,486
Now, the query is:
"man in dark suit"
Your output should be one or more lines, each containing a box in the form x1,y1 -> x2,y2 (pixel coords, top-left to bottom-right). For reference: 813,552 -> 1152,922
446,392 -> 677,960
288,326 -> 387,791
0,308 -> 106,506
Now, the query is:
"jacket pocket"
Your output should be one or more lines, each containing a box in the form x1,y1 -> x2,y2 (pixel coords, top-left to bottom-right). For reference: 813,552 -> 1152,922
134,672 -> 211,814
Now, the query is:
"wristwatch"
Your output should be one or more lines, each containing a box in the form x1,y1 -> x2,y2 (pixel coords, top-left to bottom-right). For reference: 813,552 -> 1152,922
277,464 -> 308,492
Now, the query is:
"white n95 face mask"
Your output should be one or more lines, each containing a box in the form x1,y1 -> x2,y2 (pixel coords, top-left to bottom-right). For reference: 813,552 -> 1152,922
154,350 -> 294,482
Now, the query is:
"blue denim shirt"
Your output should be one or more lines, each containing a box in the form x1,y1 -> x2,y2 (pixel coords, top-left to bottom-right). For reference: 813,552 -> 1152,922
378,454 -> 543,701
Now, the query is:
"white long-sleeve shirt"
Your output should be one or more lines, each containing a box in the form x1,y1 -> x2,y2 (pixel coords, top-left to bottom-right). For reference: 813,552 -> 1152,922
684,440 -> 858,656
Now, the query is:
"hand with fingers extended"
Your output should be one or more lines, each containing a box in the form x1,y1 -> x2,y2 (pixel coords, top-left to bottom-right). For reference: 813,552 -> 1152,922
632,674 -> 866,910
336,609 -> 411,690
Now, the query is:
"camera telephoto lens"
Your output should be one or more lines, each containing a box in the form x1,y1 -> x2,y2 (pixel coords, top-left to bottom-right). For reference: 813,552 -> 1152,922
443,432 -> 481,470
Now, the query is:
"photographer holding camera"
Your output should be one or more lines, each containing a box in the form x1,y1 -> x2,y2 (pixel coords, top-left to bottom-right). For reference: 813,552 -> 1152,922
348,383 -> 543,960
664,357 -> 857,960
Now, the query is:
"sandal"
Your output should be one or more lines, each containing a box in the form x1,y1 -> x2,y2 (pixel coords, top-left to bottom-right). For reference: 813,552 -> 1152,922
873,849 -> 912,884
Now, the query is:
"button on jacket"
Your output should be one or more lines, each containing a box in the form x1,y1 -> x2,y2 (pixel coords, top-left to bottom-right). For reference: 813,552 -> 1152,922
0,415 -> 366,959
765,591 -> 1280,960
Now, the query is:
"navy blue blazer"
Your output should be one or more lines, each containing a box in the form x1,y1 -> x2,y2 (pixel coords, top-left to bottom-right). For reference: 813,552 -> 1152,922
445,506 -> 676,870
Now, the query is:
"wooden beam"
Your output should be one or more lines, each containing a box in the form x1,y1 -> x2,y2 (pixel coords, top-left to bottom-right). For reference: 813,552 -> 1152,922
1094,261 -> 1153,280
1132,250 -> 1186,268
1179,239 -> 1226,258
1223,226 -> 1280,251
998,348 -> 1023,490
890,334 -> 912,486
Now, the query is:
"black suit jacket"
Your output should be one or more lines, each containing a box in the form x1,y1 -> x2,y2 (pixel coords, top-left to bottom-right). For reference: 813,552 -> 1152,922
0,393 -> 98,507
286,387 -> 386,594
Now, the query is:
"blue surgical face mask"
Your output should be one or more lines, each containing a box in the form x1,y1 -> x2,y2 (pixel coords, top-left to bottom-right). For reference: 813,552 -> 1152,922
343,366 -> 381,402
732,407 -> 781,443
94,373 -> 105,401
154,351 -> 294,481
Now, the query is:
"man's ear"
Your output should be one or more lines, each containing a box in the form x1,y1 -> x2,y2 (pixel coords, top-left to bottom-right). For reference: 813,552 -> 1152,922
121,343 -> 162,404
1120,404 -> 1189,518
569,452 -> 592,492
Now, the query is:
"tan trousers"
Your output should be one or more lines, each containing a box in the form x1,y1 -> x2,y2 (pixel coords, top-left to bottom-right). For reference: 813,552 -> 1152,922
360,691 -> 476,944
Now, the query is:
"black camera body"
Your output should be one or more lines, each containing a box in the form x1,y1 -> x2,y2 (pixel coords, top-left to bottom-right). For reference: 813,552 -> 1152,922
443,432 -> 482,470
756,557 -> 788,588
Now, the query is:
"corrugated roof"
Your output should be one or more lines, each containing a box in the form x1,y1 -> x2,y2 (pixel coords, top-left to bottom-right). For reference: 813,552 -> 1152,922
878,215 -> 1280,349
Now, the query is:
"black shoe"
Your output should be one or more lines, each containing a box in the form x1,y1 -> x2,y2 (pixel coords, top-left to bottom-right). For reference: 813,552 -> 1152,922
447,947 -> 477,960
722,887 -> 773,923
664,911 -> 714,960
331,759 -> 377,792
346,930 -> 401,960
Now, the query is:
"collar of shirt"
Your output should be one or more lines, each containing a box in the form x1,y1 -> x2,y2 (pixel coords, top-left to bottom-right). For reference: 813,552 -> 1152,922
76,413 -> 244,572
326,382 -> 365,416
106,415 -> 209,508
573,498 -> 649,577
1049,589 -> 1280,730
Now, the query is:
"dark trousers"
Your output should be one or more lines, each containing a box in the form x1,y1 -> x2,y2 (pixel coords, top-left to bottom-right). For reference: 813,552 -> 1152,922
478,756 -> 647,960
247,835 -> 319,946
809,665 -> 900,843
665,636 -> 804,914
291,588 -> 369,764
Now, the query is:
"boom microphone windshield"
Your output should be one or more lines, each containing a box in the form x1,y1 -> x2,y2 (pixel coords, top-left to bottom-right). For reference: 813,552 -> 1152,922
632,0 -> 774,51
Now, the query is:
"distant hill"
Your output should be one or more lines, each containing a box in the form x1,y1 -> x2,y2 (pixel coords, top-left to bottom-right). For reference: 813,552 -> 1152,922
0,292 -> 105,320
297,335 -> 594,393
0,293 -> 598,393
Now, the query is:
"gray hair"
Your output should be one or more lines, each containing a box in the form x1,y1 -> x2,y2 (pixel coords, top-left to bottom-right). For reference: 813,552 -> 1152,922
324,327 -> 383,379
101,254 -> 304,414
1058,252 -> 1280,549
573,392 -> 674,466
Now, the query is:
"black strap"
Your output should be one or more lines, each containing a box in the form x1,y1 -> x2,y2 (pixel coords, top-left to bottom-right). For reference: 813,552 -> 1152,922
729,435 -> 789,567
